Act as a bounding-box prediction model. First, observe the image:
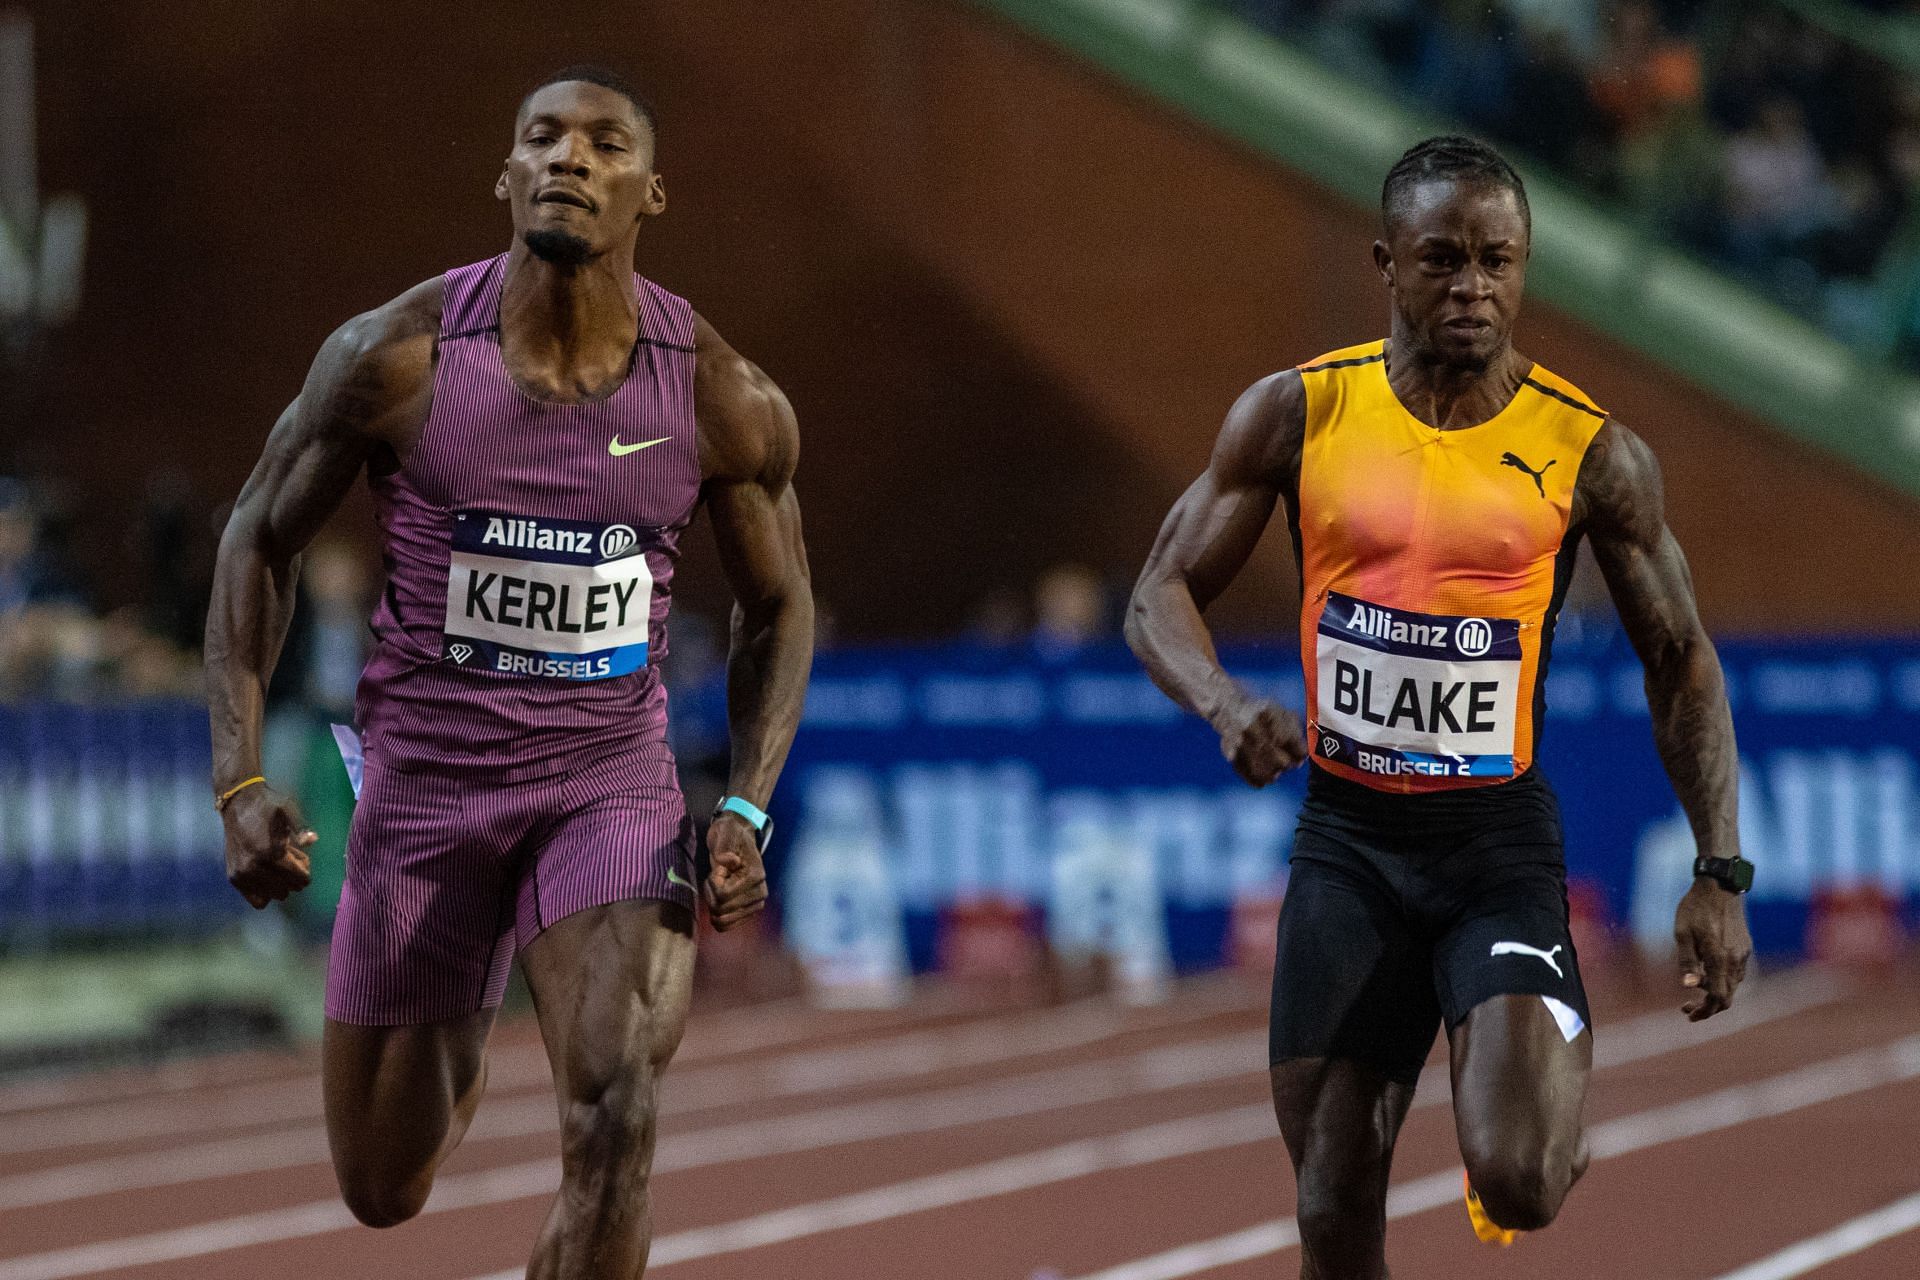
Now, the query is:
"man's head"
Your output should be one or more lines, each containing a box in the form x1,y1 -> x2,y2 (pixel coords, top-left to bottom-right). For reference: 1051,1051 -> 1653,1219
1374,136 -> 1531,371
498,66 -> 665,267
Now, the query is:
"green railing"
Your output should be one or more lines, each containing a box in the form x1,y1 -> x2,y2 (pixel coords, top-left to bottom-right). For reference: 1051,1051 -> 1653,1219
973,0 -> 1920,499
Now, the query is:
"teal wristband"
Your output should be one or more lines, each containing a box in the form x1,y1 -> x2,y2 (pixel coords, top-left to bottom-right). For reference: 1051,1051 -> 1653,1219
716,795 -> 769,832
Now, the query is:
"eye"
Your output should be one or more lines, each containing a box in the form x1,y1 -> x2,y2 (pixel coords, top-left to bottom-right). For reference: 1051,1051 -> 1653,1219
1486,256 -> 1511,270
596,142 -> 626,153
528,134 -> 554,146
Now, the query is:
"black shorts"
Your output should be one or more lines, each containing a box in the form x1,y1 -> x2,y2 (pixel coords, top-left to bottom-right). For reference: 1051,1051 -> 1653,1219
1268,766 -> 1591,1086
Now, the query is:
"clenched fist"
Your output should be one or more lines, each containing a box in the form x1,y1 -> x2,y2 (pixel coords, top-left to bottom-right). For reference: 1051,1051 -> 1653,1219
1210,695 -> 1307,788
220,783 -> 316,909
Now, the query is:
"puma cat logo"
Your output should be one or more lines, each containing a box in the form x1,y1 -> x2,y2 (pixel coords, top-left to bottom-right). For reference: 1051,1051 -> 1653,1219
1490,940 -> 1565,978
1499,452 -> 1555,497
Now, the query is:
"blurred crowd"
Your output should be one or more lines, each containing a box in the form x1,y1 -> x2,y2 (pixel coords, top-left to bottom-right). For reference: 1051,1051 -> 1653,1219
0,476 -> 204,702
1235,0 -> 1920,366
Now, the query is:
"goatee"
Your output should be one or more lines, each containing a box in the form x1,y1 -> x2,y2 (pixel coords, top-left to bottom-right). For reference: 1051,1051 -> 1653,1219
524,229 -> 594,267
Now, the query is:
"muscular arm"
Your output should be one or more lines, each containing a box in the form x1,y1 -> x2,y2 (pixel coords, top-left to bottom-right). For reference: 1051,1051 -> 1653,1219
1578,419 -> 1749,1017
1126,371 -> 1307,785
694,314 -> 814,927
203,286 -> 436,905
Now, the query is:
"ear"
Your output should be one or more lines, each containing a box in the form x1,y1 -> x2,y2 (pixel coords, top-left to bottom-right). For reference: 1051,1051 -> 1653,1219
1372,239 -> 1394,289
495,165 -> 510,202
640,172 -> 667,219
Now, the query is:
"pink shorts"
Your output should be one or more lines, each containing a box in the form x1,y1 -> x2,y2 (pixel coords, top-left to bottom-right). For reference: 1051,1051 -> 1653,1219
324,741 -> 696,1025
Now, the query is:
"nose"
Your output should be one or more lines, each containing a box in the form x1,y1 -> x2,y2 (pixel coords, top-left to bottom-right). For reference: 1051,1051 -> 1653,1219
546,134 -> 591,178
1451,264 -> 1491,300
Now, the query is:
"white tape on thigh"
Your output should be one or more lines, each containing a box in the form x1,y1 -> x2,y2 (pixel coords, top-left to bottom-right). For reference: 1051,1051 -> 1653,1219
1542,995 -> 1586,1043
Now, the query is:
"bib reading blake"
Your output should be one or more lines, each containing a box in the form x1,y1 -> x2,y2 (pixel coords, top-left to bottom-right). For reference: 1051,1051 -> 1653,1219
1315,591 -> 1521,779
443,509 -> 654,680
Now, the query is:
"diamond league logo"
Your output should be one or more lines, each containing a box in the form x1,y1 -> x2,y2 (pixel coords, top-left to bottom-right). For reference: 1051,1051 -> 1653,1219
1454,617 -> 1493,657
448,643 -> 474,664
1320,734 -> 1340,757
599,524 -> 639,559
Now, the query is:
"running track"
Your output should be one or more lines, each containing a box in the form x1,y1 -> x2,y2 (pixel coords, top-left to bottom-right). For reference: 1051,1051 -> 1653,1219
2,966 -> 1918,1279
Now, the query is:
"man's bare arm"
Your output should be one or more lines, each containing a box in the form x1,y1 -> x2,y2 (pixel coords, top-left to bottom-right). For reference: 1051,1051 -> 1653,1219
695,315 -> 814,930
204,287 -> 436,906
1579,419 -> 1749,1019
1126,371 -> 1307,787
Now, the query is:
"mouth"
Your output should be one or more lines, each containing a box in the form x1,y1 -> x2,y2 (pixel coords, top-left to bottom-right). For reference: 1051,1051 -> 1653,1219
1443,317 -> 1491,335
536,189 -> 596,212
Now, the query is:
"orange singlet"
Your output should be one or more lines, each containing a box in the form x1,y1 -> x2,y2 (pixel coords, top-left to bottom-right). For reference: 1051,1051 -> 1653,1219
1295,340 -> 1606,794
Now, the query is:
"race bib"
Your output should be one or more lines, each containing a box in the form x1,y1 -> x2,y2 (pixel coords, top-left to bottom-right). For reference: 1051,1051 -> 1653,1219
441,510 -> 653,681
1314,590 -> 1521,780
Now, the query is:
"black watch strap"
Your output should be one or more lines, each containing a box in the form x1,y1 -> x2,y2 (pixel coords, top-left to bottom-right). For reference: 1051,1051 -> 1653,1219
1693,854 -> 1754,894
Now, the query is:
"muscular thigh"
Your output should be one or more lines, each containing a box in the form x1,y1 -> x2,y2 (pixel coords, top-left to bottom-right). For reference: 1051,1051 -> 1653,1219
1434,856 -> 1592,1154
520,898 -> 697,1094
323,1010 -> 494,1173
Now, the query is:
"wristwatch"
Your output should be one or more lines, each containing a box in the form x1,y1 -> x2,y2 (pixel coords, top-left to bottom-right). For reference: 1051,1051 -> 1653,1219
1693,854 -> 1755,895
712,795 -> 775,852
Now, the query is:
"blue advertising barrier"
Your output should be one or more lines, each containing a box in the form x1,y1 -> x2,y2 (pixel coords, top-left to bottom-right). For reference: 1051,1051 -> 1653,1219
770,631 -> 1920,969
0,700 -> 238,943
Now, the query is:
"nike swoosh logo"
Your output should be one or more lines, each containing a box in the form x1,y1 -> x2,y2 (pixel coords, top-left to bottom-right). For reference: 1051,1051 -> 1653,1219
666,868 -> 694,890
609,436 -> 671,457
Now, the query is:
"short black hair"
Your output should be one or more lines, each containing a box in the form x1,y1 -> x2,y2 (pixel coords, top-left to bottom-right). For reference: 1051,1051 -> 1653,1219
1381,135 -> 1529,236
519,64 -> 658,145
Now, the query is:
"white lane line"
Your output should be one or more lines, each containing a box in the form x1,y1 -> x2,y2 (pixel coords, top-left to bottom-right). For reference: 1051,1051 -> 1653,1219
1065,1033 -> 1920,1280
0,987 -> 1238,1158
1711,1189 -> 1920,1280
0,1028 -> 1263,1213
0,972 -> 1841,1279
0,967 -> 1837,1209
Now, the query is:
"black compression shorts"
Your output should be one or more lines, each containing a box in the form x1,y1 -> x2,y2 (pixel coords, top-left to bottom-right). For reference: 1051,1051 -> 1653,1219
1268,765 -> 1591,1086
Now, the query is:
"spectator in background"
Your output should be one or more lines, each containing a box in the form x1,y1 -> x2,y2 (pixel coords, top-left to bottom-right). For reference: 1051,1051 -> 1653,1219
964,585 -> 1028,648
1587,0 -> 1701,151
1032,563 -> 1110,661
1722,96 -> 1834,282
298,540 -> 374,719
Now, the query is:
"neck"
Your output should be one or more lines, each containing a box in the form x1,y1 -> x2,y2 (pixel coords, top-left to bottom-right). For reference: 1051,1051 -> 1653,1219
1383,321 -> 1528,430
499,241 -> 638,361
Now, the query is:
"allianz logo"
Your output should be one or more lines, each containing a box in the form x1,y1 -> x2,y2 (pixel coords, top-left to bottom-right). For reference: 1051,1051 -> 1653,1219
1342,601 -> 1493,658
794,762 -> 1297,909
479,516 -> 639,561
1631,747 -> 1919,945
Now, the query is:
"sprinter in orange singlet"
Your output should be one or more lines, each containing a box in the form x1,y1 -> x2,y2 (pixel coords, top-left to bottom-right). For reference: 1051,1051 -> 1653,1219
1127,137 -> 1752,1275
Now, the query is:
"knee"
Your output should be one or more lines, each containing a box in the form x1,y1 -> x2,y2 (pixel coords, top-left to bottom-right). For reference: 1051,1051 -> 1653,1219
1294,1165 -> 1388,1254
1462,1145 -> 1576,1232
337,1171 -> 431,1229
559,1073 -> 657,1176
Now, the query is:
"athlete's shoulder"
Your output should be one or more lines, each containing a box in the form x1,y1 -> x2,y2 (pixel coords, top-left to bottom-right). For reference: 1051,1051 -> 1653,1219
1573,416 -> 1662,541
301,277 -> 442,440
322,276 -> 442,387
1520,361 -> 1606,421
692,310 -> 797,484
1209,367 -> 1307,487
1296,339 -> 1386,374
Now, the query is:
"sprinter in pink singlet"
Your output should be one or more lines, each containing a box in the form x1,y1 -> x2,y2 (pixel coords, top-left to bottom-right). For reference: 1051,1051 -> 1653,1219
204,67 -> 814,1276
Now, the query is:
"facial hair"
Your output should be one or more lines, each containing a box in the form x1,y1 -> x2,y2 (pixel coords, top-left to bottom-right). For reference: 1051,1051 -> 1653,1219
523,228 -> 594,267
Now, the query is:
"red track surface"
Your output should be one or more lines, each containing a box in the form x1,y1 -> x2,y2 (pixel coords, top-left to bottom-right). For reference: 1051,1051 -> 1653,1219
2,966 -> 1917,1279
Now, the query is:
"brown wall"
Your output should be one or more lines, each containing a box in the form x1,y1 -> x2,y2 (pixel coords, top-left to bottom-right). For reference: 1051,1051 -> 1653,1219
14,0 -> 1920,637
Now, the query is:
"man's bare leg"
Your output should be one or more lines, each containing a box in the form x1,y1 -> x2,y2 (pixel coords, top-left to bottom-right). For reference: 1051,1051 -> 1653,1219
322,1010 -> 495,1227
520,898 -> 696,1279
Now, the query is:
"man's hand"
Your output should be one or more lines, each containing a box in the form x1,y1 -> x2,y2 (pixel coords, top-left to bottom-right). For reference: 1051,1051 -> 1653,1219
704,814 -> 769,931
1674,877 -> 1752,1021
220,784 -> 316,909
1211,694 -> 1307,788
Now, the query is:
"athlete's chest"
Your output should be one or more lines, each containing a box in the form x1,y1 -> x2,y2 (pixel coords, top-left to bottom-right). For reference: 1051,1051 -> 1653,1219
1301,419 -> 1573,577
410,343 -> 698,530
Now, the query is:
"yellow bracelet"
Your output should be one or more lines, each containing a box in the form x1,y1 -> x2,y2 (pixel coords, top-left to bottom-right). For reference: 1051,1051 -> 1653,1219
214,775 -> 267,812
